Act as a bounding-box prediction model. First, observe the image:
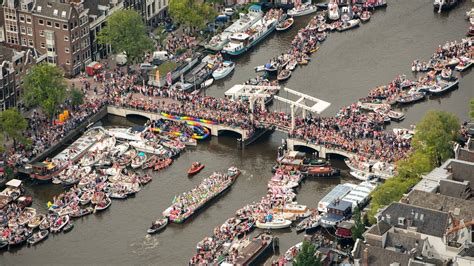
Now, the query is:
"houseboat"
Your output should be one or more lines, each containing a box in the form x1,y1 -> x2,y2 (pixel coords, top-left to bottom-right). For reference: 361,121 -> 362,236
318,183 -> 356,213
341,181 -> 378,211
320,200 -> 353,228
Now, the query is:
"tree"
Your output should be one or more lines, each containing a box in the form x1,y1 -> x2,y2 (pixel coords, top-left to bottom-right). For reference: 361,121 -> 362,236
70,87 -> 84,108
23,63 -> 67,122
169,0 -> 217,31
351,207 -> 365,241
293,241 -> 322,266
0,108 -> 29,148
412,110 -> 460,166
97,10 -> 154,63
470,98 -> 474,119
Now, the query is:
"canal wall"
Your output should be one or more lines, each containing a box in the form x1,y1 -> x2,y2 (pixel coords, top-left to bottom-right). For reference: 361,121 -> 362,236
30,107 -> 108,163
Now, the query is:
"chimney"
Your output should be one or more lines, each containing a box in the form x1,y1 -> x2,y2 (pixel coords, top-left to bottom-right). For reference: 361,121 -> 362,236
406,217 -> 413,228
386,214 -> 391,224
363,248 -> 369,266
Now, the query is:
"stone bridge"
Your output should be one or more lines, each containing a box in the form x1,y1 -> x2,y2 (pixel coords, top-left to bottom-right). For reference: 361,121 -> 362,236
286,138 -> 355,159
107,106 -> 249,140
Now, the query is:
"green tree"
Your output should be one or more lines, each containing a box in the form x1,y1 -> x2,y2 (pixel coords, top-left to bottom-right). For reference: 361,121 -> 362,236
70,87 -> 84,108
293,241 -> 322,266
97,10 -> 154,63
169,0 -> 217,31
351,207 -> 365,241
470,98 -> 474,119
412,110 -> 460,166
0,108 -> 29,148
23,64 -> 66,122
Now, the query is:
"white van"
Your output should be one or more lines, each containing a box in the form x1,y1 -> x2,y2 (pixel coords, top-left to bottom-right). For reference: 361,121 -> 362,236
116,52 -> 127,66
153,51 -> 172,61
224,8 -> 234,17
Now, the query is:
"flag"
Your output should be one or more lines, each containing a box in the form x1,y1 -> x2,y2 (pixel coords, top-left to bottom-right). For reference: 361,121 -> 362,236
166,71 -> 172,85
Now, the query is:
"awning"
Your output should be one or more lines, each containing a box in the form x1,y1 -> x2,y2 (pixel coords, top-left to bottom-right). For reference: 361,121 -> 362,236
6,179 -> 22,188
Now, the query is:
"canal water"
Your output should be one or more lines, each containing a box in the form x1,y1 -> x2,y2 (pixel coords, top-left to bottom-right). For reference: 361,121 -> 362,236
2,0 -> 473,265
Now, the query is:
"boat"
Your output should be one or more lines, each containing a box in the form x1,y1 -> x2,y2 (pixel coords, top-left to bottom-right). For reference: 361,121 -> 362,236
232,233 -> 274,265
0,240 -> 8,249
337,19 -> 360,32
286,60 -> 297,71
94,196 -> 112,212
273,202 -> 312,219
284,242 -> 303,263
131,152 -> 147,169
111,142 -> 130,157
276,17 -> 294,31
129,141 -> 169,156
374,107 -> 405,122
188,162 -> 205,176
256,215 -> 291,229
18,207 -> 36,225
357,101 -> 390,111
335,220 -> 355,239
295,213 -> 320,233
277,69 -> 291,81
201,78 -> 214,89
316,32 -> 327,42
204,6 -> 263,51
212,61 -> 235,80
320,200 -> 353,228
27,214 -> 46,228
154,158 -> 173,171
50,215 -> 70,233
107,127 -> 142,142
396,92 -> 426,104
360,11 -> 371,22
350,170 -> 380,181
147,218 -> 168,234
63,222 -> 74,233
429,78 -> 459,95
288,3 -> 318,17
8,229 -> 31,247
151,55 -> 200,87
139,174 -> 153,185
328,1 -> 340,20
79,190 -> 93,205
163,167 -> 240,223
26,230 -> 49,245
455,58 -> 473,71
440,68 -> 455,80
70,207 -> 93,218
433,0 -> 458,12
222,14 -> 278,56
318,183 -> 356,213
29,127 -> 107,182
302,166 -> 340,178
345,158 -> 396,180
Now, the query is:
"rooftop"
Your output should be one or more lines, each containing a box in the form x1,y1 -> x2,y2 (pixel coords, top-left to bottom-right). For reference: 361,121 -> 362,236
365,220 -> 392,236
378,202 -> 449,238
353,241 -> 412,266
35,0 -> 73,20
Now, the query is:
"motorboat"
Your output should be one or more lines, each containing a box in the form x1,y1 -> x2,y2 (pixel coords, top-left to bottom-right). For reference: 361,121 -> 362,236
170,82 -> 194,93
396,92 -> 426,104
63,222 -> 74,233
276,17 -> 294,31
188,162 -> 205,176
27,230 -> 49,245
433,0 -> 458,12
256,216 -> 292,229
212,61 -> 235,80
336,19 -> 360,32
50,215 -> 70,233
284,242 -> 303,263
350,170 -> 379,181
147,218 -> 168,234
27,214 -> 46,228
360,11 -> 371,22
273,202 -> 312,219
429,79 -> 459,95
70,207 -> 93,218
107,127 -> 142,142
316,32 -> 327,42
286,60 -> 297,71
455,57 -> 473,72
201,78 -> 213,89
295,213 -> 320,233
302,166 -> 340,178
328,1 -> 340,20
277,69 -> 292,81
374,107 -> 405,122
288,3 -> 318,17
131,152 -> 147,169
129,141 -> 169,156
94,196 -> 112,212
18,207 -> 36,225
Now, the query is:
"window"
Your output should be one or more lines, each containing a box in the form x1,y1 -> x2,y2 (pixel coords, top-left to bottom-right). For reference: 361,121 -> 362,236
398,217 -> 405,226
28,39 -> 33,47
61,11 -> 67,18
27,27 -> 32,36
37,6 -> 42,12
64,36 -> 69,41
65,48 -> 69,53
39,19 -> 44,25
53,9 -> 58,16
63,24 -> 68,30
19,15 -> 25,22
40,42 -> 45,49
26,16 -> 32,24
47,47 -> 55,52
55,22 -> 60,29
47,21 -> 52,27
66,60 -> 70,65
22,38 -> 27,46
40,30 -> 44,37
20,26 -> 26,34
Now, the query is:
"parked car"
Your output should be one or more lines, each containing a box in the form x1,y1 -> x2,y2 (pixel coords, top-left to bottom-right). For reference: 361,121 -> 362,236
224,8 -> 235,16
139,63 -> 157,71
116,52 -> 127,66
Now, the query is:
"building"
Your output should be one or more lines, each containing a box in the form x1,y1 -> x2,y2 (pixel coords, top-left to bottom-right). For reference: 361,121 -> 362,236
145,0 -> 168,26
123,0 -> 145,20
0,46 -> 45,110
1,0 -> 92,77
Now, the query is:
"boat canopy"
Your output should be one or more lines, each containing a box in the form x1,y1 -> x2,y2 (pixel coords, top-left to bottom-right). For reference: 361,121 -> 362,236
249,5 -> 262,12
5,179 -> 22,188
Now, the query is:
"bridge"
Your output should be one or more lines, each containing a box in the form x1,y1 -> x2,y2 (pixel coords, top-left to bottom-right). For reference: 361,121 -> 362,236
286,138 -> 355,159
107,106 -> 250,140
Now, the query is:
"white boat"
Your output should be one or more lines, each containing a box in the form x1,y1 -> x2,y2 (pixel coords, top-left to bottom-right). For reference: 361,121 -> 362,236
357,101 -> 390,111
201,78 -> 214,89
170,82 -> 194,92
111,142 -> 130,157
345,158 -> 396,179
107,127 -> 143,142
129,141 -> 169,156
256,217 -> 292,229
286,60 -> 297,71
455,58 -> 473,72
288,3 -> 318,17
276,17 -> 294,31
429,79 -> 459,95
254,65 -> 266,72
212,61 -> 235,80
328,2 -> 340,20
350,170 -> 379,181
337,19 -> 360,32
204,8 -> 263,51
131,153 -> 147,169
273,202 -> 312,219
317,183 -> 356,213
284,242 -> 303,262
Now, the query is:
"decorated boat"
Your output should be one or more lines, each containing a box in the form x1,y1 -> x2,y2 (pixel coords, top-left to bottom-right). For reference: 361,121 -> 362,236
27,230 -> 49,245
212,61 -> 235,80
256,215 -> 291,229
288,3 -> 317,17
188,162 -> 205,176
276,17 -> 294,31
50,215 -> 70,233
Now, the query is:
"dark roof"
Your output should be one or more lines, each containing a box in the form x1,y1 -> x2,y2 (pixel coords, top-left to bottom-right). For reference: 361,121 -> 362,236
406,190 -> 474,222
439,179 -> 472,200
365,220 -> 392,236
459,245 -> 474,257
353,241 -> 412,266
34,0 -> 72,20
327,200 -> 352,211
385,231 -> 425,257
379,202 -> 449,238
83,0 -> 112,17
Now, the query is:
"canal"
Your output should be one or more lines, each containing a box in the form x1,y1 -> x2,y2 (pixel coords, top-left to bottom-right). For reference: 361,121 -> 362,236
2,0 -> 473,265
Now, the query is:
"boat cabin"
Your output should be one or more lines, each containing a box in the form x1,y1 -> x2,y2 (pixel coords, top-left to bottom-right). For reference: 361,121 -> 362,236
278,151 -> 305,166
0,179 -> 24,208
335,220 -> 355,239
320,199 -> 353,227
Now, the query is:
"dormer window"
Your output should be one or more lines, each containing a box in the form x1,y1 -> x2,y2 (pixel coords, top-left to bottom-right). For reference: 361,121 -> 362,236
53,9 -> 58,16
61,11 -> 67,18
37,6 -> 42,12
398,217 -> 405,226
